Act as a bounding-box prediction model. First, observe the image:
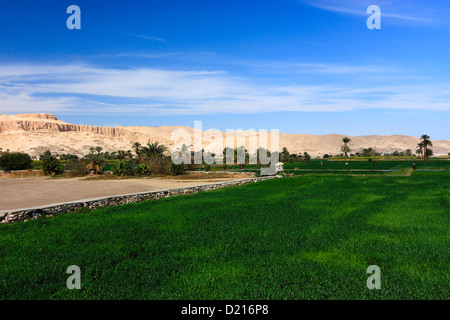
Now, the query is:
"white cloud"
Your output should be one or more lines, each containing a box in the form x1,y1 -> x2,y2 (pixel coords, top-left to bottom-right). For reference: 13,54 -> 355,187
0,63 -> 448,116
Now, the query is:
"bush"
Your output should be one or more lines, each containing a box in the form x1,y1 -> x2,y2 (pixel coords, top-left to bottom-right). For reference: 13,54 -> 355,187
60,154 -> 78,161
0,152 -> 32,171
170,162 -> 186,176
111,158 -> 180,176
135,163 -> 151,176
111,161 -> 125,175
41,150 -> 63,176
66,159 -> 89,177
186,163 -> 197,171
112,161 -> 128,175
123,162 -> 136,176
148,156 -> 171,175
112,161 -> 137,176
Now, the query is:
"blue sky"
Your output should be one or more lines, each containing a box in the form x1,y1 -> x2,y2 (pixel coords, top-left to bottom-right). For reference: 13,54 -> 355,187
0,0 -> 449,139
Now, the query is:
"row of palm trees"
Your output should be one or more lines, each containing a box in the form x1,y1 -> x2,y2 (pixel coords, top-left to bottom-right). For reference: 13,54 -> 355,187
133,136 -> 434,163
132,142 -> 168,159
340,134 -> 433,161
132,136 -> 434,163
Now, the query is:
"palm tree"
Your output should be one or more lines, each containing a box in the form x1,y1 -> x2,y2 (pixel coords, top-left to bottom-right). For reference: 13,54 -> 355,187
280,147 -> 290,162
117,150 -> 127,160
132,142 -> 142,156
84,152 -> 106,174
363,148 -> 376,157
419,134 -> 433,162
416,142 -> 424,159
341,137 -> 351,158
141,142 -> 168,159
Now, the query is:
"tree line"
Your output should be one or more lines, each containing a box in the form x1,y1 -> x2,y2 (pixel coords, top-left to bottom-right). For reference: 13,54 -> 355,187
0,134 -> 439,174
333,135 -> 433,160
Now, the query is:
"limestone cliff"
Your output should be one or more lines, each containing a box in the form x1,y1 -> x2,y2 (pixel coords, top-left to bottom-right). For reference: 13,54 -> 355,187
0,113 -> 449,157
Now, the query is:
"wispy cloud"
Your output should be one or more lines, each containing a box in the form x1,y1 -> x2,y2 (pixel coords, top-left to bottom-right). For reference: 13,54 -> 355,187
89,52 -> 178,59
252,62 -> 399,75
298,0 -> 444,24
119,31 -> 165,42
0,63 -> 448,116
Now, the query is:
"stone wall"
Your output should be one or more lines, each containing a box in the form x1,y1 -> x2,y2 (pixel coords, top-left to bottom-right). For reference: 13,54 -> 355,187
0,176 -> 280,224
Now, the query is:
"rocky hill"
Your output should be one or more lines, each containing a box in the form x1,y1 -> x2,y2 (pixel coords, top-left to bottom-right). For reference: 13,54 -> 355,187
1,113 -> 449,158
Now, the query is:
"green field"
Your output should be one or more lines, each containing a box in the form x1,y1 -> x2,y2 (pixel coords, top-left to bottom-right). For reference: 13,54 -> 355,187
1,166 -> 449,299
218,159 -> 449,176
284,159 -> 449,170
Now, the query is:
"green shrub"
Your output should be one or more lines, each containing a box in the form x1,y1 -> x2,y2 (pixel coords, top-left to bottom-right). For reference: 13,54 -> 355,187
112,158 -> 174,176
0,152 -> 32,171
135,163 -> 151,176
41,151 -> 63,176
66,159 -> 89,177
59,154 -> 78,161
170,162 -> 186,176
123,162 -> 137,176
111,161 -> 125,175
112,161 -> 136,176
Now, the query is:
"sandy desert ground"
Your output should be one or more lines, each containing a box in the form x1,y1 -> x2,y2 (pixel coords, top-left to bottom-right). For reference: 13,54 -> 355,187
0,173 -> 252,212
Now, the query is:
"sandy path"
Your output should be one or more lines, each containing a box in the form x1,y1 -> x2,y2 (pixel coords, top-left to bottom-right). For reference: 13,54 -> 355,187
0,175 -> 245,211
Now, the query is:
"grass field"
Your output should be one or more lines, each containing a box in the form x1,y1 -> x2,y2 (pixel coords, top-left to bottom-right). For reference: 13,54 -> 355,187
286,159 -> 449,169
0,165 -> 448,299
221,159 -> 449,175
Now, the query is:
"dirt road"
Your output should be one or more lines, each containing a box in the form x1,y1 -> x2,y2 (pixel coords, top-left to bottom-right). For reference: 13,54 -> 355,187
0,173 -> 251,211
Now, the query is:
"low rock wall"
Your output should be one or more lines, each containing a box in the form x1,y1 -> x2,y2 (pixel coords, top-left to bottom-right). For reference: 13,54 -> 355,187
0,176 -> 279,224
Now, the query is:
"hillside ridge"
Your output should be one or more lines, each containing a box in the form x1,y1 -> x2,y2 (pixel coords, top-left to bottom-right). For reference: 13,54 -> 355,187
1,113 -> 449,157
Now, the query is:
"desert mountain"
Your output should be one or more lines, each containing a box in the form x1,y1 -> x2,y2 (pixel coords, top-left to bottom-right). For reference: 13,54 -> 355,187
1,113 -> 449,158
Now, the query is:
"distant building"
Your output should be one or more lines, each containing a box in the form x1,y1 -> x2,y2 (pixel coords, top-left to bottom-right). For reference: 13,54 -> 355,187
275,162 -> 284,173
